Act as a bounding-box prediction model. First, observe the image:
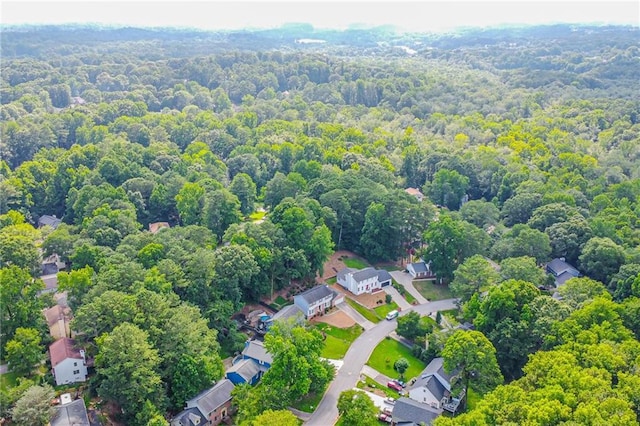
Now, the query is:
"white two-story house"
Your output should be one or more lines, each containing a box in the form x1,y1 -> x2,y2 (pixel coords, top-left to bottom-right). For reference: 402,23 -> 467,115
49,337 -> 88,386
336,267 -> 393,295
293,284 -> 344,319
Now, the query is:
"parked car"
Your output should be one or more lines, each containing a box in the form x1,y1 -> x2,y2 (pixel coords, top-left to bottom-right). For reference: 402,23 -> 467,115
386,310 -> 399,320
387,381 -> 403,391
382,407 -> 393,415
385,397 -> 396,405
393,379 -> 406,388
378,413 -> 392,423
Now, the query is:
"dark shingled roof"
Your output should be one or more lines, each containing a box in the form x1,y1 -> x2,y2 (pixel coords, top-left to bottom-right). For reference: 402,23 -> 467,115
547,258 -> 579,277
377,269 -> 393,283
410,357 -> 453,402
171,407 -> 205,426
38,215 -> 62,229
392,397 -> 440,425
296,284 -> 335,305
187,379 -> 234,418
50,398 -> 90,426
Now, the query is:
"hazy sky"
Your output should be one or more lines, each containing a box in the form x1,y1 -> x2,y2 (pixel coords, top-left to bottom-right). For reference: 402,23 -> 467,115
2,1 -> 639,32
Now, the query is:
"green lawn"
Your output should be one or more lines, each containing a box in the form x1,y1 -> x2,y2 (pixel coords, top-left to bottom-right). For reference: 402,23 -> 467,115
317,323 -> 363,359
373,302 -> 398,318
357,375 -> 400,398
342,257 -> 370,269
270,295 -> 291,310
346,298 -> 381,323
291,386 -> 327,413
412,280 -> 453,301
326,277 -> 337,284
367,337 -> 426,381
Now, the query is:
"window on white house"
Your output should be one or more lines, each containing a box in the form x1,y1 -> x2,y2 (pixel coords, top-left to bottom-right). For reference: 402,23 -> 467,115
73,370 -> 80,374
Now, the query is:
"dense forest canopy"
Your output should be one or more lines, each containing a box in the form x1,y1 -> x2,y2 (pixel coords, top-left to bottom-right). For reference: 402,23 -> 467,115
1,23 -> 639,425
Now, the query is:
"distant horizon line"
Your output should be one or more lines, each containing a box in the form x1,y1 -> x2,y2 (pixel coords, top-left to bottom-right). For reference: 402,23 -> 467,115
2,20 -> 637,34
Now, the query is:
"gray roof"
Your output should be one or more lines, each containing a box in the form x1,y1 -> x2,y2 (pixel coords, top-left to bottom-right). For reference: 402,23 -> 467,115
392,397 -> 440,425
336,267 -> 356,281
555,270 -> 577,287
271,304 -> 303,322
38,215 -> 62,229
42,262 -> 59,276
297,284 -> 335,305
410,261 -> 429,273
242,340 -> 273,364
187,379 -> 234,417
547,258 -> 579,277
227,359 -> 260,382
352,267 -> 380,282
171,407 -> 205,426
411,357 -> 453,401
377,269 -> 393,283
50,399 -> 90,426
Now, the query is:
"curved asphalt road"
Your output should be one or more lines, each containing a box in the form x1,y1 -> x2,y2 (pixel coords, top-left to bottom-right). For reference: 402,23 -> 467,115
305,298 -> 458,426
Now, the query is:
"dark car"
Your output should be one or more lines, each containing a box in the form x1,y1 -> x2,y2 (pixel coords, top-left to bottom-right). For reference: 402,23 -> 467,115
393,379 -> 406,388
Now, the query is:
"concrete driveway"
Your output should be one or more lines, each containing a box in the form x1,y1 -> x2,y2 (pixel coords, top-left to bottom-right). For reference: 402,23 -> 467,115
336,302 -> 375,330
390,271 -> 428,304
384,285 -> 411,310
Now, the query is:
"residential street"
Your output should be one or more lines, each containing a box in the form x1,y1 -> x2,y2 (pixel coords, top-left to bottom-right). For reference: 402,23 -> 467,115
305,298 -> 458,426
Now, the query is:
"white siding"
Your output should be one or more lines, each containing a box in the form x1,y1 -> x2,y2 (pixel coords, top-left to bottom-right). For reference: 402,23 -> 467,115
53,357 -> 87,386
409,387 -> 439,408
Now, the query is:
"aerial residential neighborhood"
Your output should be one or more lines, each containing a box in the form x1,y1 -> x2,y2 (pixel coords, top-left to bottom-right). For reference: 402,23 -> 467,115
1,7 -> 639,426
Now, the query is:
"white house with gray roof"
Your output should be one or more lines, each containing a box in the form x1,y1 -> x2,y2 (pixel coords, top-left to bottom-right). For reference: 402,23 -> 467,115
336,267 -> 393,295
294,284 -> 344,319
408,357 -> 464,415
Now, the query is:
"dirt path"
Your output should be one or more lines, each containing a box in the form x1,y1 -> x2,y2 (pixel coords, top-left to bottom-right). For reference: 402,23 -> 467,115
319,250 -> 365,281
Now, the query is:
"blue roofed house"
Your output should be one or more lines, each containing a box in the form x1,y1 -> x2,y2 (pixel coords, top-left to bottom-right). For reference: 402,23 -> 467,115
225,340 -> 273,385
171,379 -> 235,426
337,267 -> 393,295
226,358 -> 262,385
293,284 -> 344,319
546,258 -> 580,287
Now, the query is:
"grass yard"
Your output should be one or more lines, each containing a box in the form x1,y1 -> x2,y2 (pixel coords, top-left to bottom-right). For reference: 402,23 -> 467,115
270,295 -> 291,310
357,375 -> 400,398
291,386 -> 327,413
326,277 -> 337,285
373,301 -> 398,318
342,257 -> 369,269
317,323 -> 363,359
346,298 -> 381,323
367,337 -> 426,381
412,280 -> 453,301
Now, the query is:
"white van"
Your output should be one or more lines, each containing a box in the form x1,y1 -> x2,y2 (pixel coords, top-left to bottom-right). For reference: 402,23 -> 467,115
386,310 -> 399,320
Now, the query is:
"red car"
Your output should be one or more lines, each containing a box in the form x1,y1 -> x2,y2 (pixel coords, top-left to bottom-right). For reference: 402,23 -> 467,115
387,381 -> 403,391
378,413 -> 392,423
